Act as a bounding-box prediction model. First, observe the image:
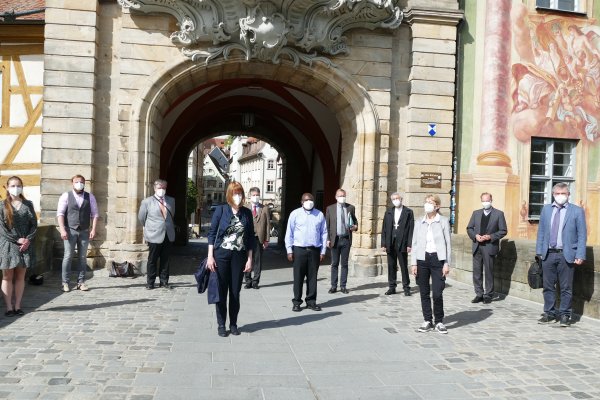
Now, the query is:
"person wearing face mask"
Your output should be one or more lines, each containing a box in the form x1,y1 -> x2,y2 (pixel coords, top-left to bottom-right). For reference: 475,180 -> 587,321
536,182 -> 587,327
206,182 -> 254,337
243,187 -> 270,289
138,179 -> 176,290
325,189 -> 358,294
0,176 -> 37,317
466,193 -> 507,304
57,175 -> 99,292
410,194 -> 451,334
381,192 -> 414,296
285,193 -> 328,312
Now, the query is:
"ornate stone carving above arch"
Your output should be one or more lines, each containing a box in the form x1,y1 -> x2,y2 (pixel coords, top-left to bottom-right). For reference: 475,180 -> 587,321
117,0 -> 403,66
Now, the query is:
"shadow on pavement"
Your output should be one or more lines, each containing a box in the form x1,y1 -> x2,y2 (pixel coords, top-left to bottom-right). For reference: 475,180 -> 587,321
444,308 -> 493,329
319,294 -> 379,308
37,298 -> 155,312
352,282 -> 390,291
242,311 -> 342,332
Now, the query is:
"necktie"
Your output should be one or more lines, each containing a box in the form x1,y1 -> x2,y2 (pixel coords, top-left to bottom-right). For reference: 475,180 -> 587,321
159,198 -> 167,219
253,205 -> 257,217
549,206 -> 562,248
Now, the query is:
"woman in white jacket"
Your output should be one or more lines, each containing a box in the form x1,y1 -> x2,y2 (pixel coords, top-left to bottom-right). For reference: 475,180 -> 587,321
410,194 -> 451,334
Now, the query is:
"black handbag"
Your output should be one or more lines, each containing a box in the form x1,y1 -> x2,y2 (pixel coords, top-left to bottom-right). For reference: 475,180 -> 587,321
110,261 -> 134,278
528,256 -> 543,289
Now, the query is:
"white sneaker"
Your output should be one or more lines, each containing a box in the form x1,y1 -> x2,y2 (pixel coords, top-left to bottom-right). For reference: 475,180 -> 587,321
418,321 -> 434,332
435,322 -> 448,334
62,283 -> 70,292
77,283 -> 89,291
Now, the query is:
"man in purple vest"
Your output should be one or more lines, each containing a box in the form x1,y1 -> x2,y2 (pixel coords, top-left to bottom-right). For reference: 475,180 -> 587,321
57,175 -> 99,292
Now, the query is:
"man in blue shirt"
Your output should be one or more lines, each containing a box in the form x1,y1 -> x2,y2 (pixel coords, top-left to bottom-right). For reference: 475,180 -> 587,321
285,193 -> 328,312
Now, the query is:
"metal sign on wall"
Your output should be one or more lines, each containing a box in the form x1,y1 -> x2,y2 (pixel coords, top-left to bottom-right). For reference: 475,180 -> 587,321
420,172 -> 442,188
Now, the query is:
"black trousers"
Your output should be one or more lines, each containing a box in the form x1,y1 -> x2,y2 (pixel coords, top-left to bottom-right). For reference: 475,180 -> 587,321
472,245 -> 494,297
147,237 -> 172,285
417,252 -> 446,324
244,236 -> 263,284
330,236 -> 350,289
292,246 -> 320,306
387,243 -> 410,289
214,247 -> 247,327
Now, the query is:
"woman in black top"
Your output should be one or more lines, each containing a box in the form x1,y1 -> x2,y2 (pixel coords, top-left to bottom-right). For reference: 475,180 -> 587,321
207,182 -> 255,337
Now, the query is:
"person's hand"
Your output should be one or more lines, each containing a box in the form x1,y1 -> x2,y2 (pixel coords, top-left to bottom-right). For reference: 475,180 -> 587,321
287,253 -> 293,262
263,241 -> 269,249
574,258 -> 584,265
320,254 -> 325,262
60,228 -> 68,240
350,225 -> 358,232
327,240 -> 331,248
411,265 -> 417,276
243,258 -> 252,273
442,263 -> 450,277
483,234 -> 491,241
475,234 -> 484,242
381,246 -> 386,253
207,256 -> 217,272
406,247 -> 411,253
90,229 -> 96,240
18,238 -> 30,253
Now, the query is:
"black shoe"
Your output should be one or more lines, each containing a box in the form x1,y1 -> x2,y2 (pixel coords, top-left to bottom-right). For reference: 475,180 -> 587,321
559,315 -> 570,327
244,283 -> 252,289
159,283 -> 172,289
538,314 -> 557,324
4,310 -> 15,317
483,296 -> 492,304
384,289 -> 396,295
471,296 -> 483,303
328,287 -> 337,294
404,289 -> 411,296
306,304 -> 322,311
145,284 -> 155,290
230,325 -> 241,335
341,288 -> 349,294
252,282 -> 259,289
217,326 -> 228,337
14,309 -> 24,316
292,305 -> 302,312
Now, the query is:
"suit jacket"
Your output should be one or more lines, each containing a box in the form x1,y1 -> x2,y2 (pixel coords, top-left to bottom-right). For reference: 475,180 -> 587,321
411,214 -> 451,265
381,206 -> 414,253
138,195 -> 176,243
536,202 -> 587,263
325,202 -> 358,246
466,207 -> 508,256
208,204 -> 256,251
246,202 -> 270,244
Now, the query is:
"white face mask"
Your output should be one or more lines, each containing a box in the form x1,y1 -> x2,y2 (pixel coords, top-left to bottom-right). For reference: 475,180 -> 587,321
232,194 -> 243,205
424,203 -> 436,214
155,188 -> 166,198
554,194 -> 568,205
303,200 -> 314,210
8,186 -> 22,197
392,199 -> 402,208
482,201 -> 492,210
250,195 -> 260,204
336,196 -> 346,204
73,182 -> 85,191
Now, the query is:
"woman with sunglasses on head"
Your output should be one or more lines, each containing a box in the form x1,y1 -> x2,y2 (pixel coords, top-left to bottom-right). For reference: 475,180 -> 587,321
0,176 -> 37,317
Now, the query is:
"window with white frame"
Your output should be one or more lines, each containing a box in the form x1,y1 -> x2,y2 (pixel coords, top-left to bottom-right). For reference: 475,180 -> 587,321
267,160 -> 274,169
536,0 -> 583,13
528,138 -> 576,218
266,180 -> 274,192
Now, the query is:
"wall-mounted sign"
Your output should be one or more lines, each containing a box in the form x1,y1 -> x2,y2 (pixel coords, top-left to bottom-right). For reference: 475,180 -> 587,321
421,172 -> 442,188
428,123 -> 436,136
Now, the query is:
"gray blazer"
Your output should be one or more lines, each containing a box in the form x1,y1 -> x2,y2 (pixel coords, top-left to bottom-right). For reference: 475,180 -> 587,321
411,214 -> 451,266
138,195 -> 176,244
466,207 -> 507,256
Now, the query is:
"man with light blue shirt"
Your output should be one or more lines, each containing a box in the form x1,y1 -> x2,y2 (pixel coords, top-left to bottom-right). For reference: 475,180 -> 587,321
285,193 -> 328,312
536,182 -> 587,327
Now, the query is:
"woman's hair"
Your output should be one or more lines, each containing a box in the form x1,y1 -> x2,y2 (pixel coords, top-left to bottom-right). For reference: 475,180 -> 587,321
225,181 -> 245,207
424,194 -> 441,207
3,176 -> 26,230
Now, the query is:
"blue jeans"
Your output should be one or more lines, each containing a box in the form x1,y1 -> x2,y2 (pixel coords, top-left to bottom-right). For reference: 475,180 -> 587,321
542,251 -> 575,318
62,228 -> 90,284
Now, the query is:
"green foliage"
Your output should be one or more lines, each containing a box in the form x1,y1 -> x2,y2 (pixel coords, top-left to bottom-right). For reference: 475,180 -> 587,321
186,178 -> 199,218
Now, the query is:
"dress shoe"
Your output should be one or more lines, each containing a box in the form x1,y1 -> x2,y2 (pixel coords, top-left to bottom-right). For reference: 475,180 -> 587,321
159,283 -> 172,289
384,289 -> 396,295
559,315 -> 570,327
217,326 -> 228,337
244,282 -> 253,289
404,289 -> 411,296
14,309 -> 24,316
538,314 -> 557,324
230,325 -> 241,335
145,284 -> 155,290
328,287 -> 337,294
483,296 -> 492,304
306,304 -> 322,311
471,296 -> 483,303
341,288 -> 349,294
252,282 -> 259,289
292,304 -> 302,312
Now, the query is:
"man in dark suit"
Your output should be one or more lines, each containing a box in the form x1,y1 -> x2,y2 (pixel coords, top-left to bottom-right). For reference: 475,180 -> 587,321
325,188 -> 358,294
381,192 -> 414,296
466,192 -> 508,304
244,187 -> 270,289
536,182 -> 587,327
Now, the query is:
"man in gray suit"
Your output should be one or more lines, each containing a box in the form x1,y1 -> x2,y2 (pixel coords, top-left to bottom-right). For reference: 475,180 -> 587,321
466,192 -> 507,304
244,187 -> 270,289
138,179 -> 176,290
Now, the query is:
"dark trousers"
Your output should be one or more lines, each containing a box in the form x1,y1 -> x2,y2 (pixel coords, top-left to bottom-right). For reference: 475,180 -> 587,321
147,237 -> 172,285
472,245 -> 494,297
542,251 -> 575,318
292,246 -> 320,306
244,236 -> 263,284
330,236 -> 350,289
214,247 -> 247,327
417,252 -> 446,324
387,244 -> 410,289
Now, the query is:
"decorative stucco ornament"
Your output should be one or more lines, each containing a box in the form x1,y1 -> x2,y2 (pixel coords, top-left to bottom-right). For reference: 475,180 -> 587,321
118,0 -> 402,67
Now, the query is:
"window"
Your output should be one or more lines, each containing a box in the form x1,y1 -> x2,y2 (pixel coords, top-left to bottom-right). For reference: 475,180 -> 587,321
266,180 -> 274,192
528,138 -> 576,218
218,182 -> 223,188
278,167 -> 282,179
536,0 -> 582,13
267,160 -> 274,169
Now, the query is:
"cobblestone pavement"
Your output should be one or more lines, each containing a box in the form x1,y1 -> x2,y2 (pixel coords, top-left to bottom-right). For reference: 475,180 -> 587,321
1,242 -> 599,399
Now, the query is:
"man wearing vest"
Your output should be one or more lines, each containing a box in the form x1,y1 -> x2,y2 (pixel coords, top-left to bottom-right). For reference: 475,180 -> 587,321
57,175 -> 99,292
244,187 -> 270,289
466,192 -> 508,304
